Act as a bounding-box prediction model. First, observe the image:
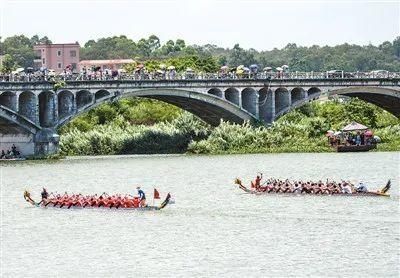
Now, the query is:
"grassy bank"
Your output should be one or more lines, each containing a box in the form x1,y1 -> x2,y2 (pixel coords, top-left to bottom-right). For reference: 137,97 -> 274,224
58,98 -> 400,155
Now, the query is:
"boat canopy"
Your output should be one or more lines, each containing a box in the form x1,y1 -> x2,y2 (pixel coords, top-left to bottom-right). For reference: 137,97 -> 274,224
342,122 -> 368,131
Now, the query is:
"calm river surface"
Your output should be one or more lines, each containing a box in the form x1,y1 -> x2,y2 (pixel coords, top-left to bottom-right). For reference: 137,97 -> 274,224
1,152 -> 399,277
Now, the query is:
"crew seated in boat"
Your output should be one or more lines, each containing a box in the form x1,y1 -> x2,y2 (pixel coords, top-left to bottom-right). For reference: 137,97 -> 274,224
137,186 -> 146,207
340,182 -> 353,194
356,182 -> 368,193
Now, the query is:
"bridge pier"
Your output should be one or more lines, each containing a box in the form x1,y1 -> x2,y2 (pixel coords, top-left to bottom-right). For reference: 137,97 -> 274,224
34,128 -> 60,157
259,88 -> 275,123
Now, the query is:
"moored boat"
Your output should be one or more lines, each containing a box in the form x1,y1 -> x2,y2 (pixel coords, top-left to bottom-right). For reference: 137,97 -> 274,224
335,144 -> 376,152
234,178 -> 391,197
24,190 -> 171,210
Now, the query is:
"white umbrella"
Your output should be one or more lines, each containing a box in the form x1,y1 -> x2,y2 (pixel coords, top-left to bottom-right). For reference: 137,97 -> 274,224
159,64 -> 166,69
263,67 -> 272,71
334,131 -> 342,136
243,67 -> 250,72
276,67 -> 283,71
16,67 -> 25,73
282,65 -> 289,69
167,65 -> 175,70
186,68 -> 194,72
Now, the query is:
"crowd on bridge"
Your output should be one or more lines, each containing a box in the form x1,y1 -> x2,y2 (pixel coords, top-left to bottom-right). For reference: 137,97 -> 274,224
0,144 -> 22,160
1,64 -> 398,82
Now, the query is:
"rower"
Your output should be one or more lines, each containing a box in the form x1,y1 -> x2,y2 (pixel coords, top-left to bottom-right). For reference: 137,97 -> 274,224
137,186 -> 146,207
341,183 -> 352,194
254,174 -> 263,190
41,188 -> 49,200
356,182 -> 368,193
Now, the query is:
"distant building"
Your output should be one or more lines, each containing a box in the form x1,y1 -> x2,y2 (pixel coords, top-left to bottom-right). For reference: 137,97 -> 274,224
33,43 -> 80,73
79,59 -> 134,71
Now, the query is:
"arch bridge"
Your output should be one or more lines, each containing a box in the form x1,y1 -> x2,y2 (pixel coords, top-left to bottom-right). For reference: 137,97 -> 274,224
0,78 -> 399,156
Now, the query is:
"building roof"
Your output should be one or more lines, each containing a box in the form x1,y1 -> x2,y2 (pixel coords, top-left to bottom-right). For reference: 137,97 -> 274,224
79,59 -> 135,65
33,43 -> 80,48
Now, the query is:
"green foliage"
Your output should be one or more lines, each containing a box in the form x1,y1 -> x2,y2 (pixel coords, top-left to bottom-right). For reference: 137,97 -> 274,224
53,81 -> 66,91
59,113 -> 208,155
0,54 -> 16,73
188,99 -> 400,154
59,98 -> 183,134
59,98 -> 399,156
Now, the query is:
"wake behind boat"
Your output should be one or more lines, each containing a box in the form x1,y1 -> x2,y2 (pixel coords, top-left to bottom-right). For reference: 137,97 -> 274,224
24,188 -> 171,211
234,176 -> 391,197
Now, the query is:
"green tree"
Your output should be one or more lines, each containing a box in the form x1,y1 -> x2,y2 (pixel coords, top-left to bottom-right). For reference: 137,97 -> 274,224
393,37 -> 400,58
0,54 -> 16,73
1,35 -> 35,68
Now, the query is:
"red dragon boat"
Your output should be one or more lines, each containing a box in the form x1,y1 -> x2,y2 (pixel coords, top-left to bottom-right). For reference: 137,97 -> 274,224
24,190 -> 171,211
234,178 -> 391,197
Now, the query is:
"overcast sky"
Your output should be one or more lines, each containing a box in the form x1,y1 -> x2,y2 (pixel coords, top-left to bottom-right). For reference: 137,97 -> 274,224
1,0 -> 399,50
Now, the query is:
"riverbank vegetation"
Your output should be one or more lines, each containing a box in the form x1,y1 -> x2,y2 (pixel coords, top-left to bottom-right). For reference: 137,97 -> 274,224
58,98 -> 400,156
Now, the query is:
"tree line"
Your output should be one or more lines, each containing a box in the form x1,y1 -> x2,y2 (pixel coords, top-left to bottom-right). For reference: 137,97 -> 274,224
1,34 -> 400,72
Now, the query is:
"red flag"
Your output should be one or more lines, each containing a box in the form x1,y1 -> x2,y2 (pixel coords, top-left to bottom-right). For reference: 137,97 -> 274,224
154,188 -> 160,199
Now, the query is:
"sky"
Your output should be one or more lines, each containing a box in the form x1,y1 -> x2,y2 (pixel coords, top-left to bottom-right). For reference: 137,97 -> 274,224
0,0 -> 399,50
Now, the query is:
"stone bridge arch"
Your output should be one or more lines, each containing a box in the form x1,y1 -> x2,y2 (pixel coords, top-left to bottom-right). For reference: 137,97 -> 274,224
19,91 -> 37,123
58,90 -> 75,120
274,86 -> 400,121
0,105 -> 41,134
328,86 -> 400,117
57,88 -> 255,127
0,91 -> 18,111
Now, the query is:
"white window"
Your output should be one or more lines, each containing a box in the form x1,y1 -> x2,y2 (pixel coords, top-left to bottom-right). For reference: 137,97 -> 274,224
58,63 -> 62,69
57,50 -> 62,56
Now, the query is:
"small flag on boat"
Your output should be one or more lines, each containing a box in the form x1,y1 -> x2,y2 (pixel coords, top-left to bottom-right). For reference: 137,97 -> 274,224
154,188 -> 160,199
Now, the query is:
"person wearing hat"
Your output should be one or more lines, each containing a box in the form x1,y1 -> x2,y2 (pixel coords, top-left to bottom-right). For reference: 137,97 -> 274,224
137,186 -> 146,207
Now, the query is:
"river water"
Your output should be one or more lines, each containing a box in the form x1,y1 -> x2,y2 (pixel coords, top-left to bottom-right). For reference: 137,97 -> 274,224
1,152 -> 399,277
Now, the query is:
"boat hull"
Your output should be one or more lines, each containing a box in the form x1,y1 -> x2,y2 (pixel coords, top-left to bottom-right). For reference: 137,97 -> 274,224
38,204 -> 163,211
335,144 -> 376,152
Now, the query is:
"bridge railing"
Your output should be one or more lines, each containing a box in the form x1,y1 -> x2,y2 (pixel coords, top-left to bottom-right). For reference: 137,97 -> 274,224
1,71 -> 400,83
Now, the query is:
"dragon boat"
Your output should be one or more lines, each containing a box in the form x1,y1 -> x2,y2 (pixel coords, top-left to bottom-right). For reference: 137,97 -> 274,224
23,190 -> 171,211
234,178 -> 391,197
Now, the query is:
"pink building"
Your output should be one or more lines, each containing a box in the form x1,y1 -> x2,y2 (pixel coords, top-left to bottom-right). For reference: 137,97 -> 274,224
33,43 -> 80,73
